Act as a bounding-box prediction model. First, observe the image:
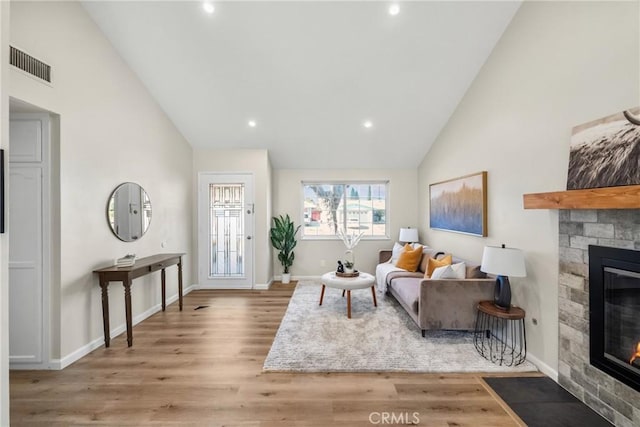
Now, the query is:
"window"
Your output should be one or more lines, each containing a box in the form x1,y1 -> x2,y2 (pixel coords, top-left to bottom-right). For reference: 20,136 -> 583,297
302,182 -> 388,239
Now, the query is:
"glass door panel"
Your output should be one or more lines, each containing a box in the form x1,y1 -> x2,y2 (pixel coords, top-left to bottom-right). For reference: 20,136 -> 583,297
209,184 -> 245,277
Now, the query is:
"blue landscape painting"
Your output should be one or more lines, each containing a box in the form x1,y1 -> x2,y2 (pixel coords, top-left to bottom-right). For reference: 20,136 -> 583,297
429,172 -> 486,237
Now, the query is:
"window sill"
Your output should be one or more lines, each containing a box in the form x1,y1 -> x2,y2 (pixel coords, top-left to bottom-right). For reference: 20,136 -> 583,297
301,236 -> 391,242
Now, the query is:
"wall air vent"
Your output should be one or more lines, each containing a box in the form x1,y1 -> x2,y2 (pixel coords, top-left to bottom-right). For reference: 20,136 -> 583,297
9,46 -> 51,83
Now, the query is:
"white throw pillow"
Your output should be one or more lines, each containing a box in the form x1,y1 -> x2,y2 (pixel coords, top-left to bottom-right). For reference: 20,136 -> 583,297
390,242 -> 405,264
430,262 -> 466,279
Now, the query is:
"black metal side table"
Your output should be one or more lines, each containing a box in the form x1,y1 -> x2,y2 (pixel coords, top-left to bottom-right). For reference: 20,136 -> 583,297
474,300 -> 526,366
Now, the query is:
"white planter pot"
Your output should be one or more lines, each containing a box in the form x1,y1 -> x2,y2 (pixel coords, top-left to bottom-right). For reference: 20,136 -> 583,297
281,273 -> 291,284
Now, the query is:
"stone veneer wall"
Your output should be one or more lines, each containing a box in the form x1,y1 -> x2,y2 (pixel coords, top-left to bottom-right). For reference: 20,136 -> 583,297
558,209 -> 640,427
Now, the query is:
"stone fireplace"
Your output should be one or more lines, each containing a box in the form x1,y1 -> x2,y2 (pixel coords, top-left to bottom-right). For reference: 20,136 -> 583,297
559,209 -> 640,426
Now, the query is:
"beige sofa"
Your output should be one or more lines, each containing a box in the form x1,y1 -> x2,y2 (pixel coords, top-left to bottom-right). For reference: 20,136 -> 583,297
376,248 -> 494,336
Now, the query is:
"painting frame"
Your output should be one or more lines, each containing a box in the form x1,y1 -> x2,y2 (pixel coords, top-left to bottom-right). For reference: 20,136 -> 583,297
567,107 -> 640,190
429,171 -> 487,237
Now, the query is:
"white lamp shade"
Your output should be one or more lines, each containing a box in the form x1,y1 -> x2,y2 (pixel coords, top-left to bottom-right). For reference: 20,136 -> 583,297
398,228 -> 419,243
481,245 -> 526,277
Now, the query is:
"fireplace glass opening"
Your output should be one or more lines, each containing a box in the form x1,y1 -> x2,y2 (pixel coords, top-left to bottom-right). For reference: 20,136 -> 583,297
589,245 -> 640,392
603,267 -> 640,373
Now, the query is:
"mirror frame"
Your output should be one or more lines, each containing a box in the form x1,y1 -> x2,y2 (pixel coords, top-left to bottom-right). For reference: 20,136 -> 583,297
106,182 -> 152,242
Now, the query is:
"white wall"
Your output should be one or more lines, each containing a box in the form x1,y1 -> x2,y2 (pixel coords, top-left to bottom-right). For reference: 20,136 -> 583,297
273,169 -> 418,277
0,1 -> 10,423
266,154 -> 273,282
9,1 -> 193,360
193,149 -> 272,286
418,0 -> 639,374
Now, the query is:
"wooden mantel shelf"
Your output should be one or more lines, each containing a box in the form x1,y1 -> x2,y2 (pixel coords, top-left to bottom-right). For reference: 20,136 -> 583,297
523,185 -> 640,209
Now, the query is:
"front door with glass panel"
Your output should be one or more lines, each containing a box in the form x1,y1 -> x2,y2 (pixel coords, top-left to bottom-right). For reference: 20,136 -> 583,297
198,173 -> 254,288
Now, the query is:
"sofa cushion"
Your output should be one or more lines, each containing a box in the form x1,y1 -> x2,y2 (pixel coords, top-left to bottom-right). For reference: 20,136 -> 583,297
419,248 -> 438,273
431,262 -> 466,279
390,278 -> 420,314
390,242 -> 430,264
466,264 -> 486,278
448,255 -> 486,278
376,262 -> 403,289
386,270 -> 424,285
396,245 -> 423,272
426,254 -> 452,278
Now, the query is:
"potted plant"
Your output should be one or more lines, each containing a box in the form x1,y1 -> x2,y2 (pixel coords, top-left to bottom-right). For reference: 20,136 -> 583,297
343,260 -> 354,274
270,214 -> 301,284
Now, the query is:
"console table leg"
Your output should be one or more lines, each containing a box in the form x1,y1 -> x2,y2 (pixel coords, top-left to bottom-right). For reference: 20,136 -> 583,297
319,284 -> 326,305
371,286 -> 377,307
178,258 -> 183,311
347,290 -> 352,319
161,268 -> 166,312
124,280 -> 133,347
100,280 -> 110,348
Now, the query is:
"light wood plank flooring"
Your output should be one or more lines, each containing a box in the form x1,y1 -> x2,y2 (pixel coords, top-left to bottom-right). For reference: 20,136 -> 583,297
10,283 -> 541,426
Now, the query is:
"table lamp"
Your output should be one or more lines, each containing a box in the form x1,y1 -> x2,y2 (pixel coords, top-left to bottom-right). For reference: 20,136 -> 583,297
480,244 -> 526,310
398,227 -> 419,244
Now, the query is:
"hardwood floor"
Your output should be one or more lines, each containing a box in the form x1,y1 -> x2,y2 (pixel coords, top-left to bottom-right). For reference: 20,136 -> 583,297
10,283 -> 541,426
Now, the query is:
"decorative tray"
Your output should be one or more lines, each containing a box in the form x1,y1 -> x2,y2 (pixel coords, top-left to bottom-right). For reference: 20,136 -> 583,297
335,271 -> 359,278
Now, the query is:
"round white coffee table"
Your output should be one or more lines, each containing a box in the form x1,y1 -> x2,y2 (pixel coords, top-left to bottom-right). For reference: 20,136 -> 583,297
319,271 -> 377,319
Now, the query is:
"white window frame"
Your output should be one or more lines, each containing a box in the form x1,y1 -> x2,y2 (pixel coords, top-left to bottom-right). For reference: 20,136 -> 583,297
301,180 -> 390,241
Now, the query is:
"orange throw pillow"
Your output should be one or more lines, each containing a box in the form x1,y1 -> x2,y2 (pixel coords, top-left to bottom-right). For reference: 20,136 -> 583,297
396,245 -> 423,272
425,254 -> 453,278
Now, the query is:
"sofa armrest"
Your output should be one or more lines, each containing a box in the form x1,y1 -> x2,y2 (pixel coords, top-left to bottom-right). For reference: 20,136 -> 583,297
379,250 -> 392,264
418,278 -> 495,330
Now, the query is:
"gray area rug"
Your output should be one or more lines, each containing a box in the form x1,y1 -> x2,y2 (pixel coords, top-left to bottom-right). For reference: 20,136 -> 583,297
263,281 -> 538,373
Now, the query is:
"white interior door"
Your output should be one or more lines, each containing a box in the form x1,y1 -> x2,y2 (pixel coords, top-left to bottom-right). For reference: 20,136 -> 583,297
9,113 -> 50,368
198,173 -> 254,288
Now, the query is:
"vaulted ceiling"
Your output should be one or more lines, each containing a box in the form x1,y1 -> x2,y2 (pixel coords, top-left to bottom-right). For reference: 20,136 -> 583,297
82,1 -> 521,169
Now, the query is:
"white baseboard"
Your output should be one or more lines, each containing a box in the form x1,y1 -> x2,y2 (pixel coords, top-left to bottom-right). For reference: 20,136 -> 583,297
526,352 -> 558,381
253,278 -> 272,290
174,284 -> 196,301
9,359 -> 56,370
52,286 -> 196,370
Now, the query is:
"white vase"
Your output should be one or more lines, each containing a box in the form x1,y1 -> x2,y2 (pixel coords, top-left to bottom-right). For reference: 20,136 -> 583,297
281,273 -> 291,284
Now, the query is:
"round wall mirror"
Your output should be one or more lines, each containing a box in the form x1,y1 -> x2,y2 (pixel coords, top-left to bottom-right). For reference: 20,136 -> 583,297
107,182 -> 152,242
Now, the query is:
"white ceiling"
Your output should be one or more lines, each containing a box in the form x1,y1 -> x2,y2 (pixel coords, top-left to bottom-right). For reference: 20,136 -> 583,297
82,1 -> 521,169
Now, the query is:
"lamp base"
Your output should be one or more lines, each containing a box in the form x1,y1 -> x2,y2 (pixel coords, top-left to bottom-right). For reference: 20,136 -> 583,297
494,275 -> 511,310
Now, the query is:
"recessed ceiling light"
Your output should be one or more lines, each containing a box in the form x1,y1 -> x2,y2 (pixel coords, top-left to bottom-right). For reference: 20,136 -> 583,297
248,120 -> 257,128
363,120 -> 373,129
203,2 -> 215,15
389,4 -> 400,16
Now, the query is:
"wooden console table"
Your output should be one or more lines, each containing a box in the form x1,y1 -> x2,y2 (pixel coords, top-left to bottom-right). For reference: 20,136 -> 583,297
94,253 -> 185,347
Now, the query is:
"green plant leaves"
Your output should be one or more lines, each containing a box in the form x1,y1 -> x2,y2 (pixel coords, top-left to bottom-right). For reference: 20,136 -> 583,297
270,214 -> 301,274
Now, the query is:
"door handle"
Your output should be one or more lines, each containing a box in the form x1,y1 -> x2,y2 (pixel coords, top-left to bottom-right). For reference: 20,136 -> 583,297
247,236 -> 252,240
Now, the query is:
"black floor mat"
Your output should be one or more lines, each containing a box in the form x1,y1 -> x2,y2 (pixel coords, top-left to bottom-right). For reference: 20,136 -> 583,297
483,377 -> 613,427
